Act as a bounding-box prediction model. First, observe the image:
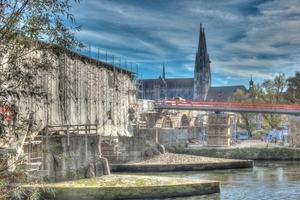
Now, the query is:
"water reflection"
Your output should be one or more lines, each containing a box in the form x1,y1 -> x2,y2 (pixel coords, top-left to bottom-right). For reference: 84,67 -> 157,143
130,161 -> 300,200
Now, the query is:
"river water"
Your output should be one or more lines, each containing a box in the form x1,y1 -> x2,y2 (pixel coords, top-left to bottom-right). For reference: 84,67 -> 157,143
139,160 -> 300,200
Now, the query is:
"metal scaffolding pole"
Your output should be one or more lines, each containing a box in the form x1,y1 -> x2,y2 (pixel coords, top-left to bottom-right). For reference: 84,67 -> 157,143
75,54 -> 82,125
87,65 -> 92,124
82,55 -> 88,125
58,51 -> 71,125
120,74 -> 124,129
111,55 -> 115,127
95,49 -> 101,126
66,52 -> 71,125
124,60 -> 128,131
46,70 -> 52,125
91,63 -> 97,126
86,46 -> 92,125
103,52 -> 109,135
116,58 -> 121,127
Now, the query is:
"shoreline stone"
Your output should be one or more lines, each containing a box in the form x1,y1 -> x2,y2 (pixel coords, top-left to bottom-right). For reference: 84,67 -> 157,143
40,174 -> 220,200
169,147 -> 300,160
123,152 -> 239,165
40,153 -> 253,199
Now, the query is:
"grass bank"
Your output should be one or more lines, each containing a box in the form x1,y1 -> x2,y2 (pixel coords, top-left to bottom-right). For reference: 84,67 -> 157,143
169,147 -> 300,160
40,174 -> 220,200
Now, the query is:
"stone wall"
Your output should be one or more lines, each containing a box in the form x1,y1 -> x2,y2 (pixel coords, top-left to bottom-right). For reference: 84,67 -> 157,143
119,128 -> 157,162
44,134 -> 109,181
289,116 -> 300,147
43,127 -> 202,180
118,127 -> 201,162
157,128 -> 200,148
158,129 -> 187,148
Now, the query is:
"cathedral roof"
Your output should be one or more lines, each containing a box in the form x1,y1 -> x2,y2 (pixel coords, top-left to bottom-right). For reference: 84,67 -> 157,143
206,85 -> 247,102
139,78 -> 193,89
165,78 -> 194,88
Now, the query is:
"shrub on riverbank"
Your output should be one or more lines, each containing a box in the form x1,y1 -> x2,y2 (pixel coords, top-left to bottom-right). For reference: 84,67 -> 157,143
169,147 -> 300,160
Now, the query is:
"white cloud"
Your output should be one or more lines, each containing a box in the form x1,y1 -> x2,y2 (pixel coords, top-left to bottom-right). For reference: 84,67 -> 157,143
70,0 -> 300,87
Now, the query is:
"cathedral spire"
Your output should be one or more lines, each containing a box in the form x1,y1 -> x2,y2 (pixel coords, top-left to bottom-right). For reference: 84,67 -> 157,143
249,74 -> 254,90
162,62 -> 165,79
194,23 -> 211,100
196,23 -> 208,70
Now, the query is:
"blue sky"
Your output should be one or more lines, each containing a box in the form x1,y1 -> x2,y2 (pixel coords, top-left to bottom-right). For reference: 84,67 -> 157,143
69,0 -> 300,88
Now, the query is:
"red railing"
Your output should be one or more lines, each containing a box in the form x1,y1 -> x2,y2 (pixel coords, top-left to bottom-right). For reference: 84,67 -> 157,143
155,100 -> 300,111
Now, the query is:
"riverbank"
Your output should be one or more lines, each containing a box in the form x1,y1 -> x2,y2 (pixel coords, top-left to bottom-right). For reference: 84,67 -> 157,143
170,140 -> 300,160
110,153 -> 253,172
41,174 -> 220,200
41,139 -> 300,199
41,153 -> 252,199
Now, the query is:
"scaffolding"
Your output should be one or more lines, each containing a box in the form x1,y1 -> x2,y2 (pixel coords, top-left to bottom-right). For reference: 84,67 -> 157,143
58,51 -> 70,124
0,42 -> 139,171
199,112 -> 236,147
13,47 -> 137,165
75,53 -> 82,125
135,75 -> 143,99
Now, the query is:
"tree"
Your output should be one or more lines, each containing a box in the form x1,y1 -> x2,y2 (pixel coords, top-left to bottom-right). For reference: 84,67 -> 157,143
285,71 -> 300,104
229,89 -> 256,136
0,1 -> 83,199
249,74 -> 287,130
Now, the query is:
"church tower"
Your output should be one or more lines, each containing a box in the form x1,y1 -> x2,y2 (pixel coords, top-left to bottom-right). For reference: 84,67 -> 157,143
162,62 -> 166,79
194,24 -> 211,99
249,74 -> 254,91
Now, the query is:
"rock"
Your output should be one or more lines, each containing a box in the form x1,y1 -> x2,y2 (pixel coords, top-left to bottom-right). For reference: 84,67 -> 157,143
153,148 -> 161,155
129,108 -> 136,113
99,157 -> 110,175
68,170 -> 77,180
145,149 -> 154,157
145,148 -> 161,156
157,143 -> 165,154
86,163 -> 95,178
179,143 -> 185,148
95,161 -> 104,176
77,165 -> 85,179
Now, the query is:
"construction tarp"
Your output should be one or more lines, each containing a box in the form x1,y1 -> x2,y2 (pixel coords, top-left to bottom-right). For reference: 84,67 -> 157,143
25,52 -> 136,137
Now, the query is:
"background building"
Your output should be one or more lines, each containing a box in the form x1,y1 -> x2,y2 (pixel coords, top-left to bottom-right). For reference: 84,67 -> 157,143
137,24 -> 251,102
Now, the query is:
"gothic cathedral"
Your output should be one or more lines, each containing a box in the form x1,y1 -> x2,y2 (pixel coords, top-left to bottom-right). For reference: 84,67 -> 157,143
194,24 -> 211,99
137,24 -> 247,101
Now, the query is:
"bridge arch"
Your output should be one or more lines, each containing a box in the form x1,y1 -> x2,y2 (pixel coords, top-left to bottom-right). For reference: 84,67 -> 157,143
180,114 -> 189,127
193,114 -> 203,127
162,115 -> 173,128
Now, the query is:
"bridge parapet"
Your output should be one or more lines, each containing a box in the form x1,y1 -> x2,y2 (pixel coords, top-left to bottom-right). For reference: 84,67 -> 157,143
155,100 -> 300,115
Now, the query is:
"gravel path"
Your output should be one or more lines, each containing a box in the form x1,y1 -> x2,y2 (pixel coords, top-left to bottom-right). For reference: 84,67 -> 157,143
227,139 -> 285,148
124,139 -> 284,165
125,152 -> 236,165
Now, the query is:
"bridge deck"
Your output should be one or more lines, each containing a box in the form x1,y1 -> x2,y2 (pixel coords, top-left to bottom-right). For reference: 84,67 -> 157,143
155,100 -> 300,115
